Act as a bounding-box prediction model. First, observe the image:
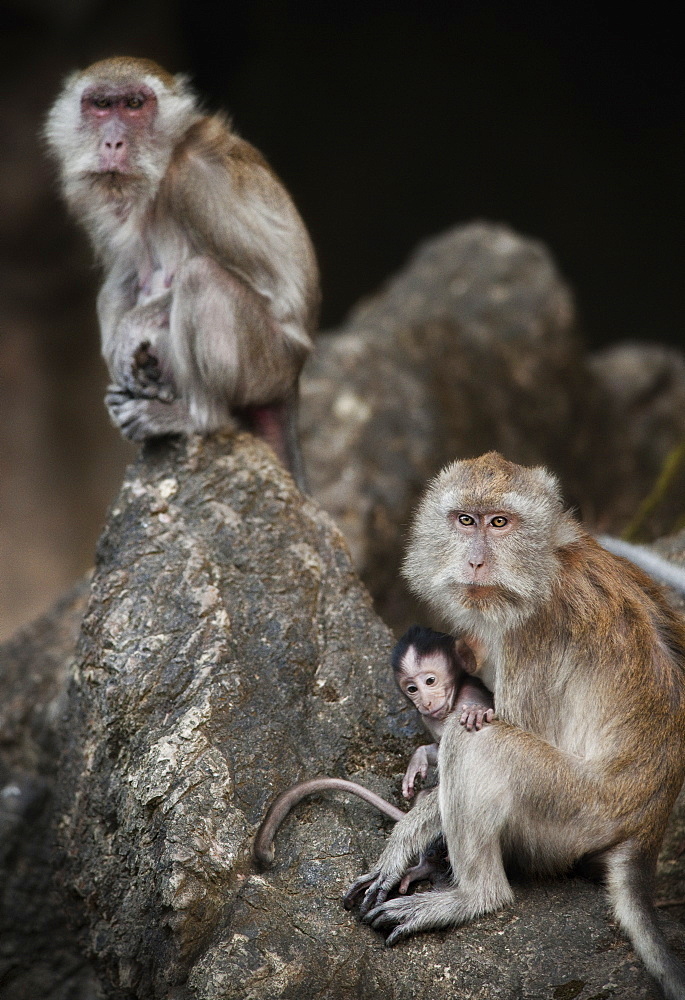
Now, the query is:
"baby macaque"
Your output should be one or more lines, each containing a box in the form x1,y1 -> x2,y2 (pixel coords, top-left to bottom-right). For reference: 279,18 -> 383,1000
392,625 -> 494,799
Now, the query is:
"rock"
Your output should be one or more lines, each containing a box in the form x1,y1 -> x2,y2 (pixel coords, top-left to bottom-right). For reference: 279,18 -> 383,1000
3,220 -> 685,998
301,222 -> 610,630
54,433 -> 407,998
590,343 -> 685,540
1,435 -> 682,998
0,578 -> 102,999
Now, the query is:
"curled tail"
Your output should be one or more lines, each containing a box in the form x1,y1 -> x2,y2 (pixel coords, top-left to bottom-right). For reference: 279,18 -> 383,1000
605,843 -> 685,999
254,777 -> 405,867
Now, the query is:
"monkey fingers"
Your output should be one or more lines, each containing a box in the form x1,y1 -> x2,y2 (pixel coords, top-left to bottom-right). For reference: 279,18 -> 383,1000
130,342 -> 176,401
105,386 -> 190,441
342,871 -> 379,910
365,896 -> 428,946
459,704 -> 495,732
402,747 -> 430,799
398,859 -> 437,894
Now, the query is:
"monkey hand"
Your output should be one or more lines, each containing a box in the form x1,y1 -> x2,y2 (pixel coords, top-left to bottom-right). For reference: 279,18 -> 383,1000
343,867 -> 405,918
459,703 -> 494,732
129,341 -> 176,401
105,386 -> 189,441
402,746 -> 432,799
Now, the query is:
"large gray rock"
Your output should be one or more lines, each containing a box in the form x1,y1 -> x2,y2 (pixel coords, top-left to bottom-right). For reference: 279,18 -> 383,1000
590,343 -> 685,540
3,435 -> 685,999
301,222 -> 612,629
0,579 -> 102,1000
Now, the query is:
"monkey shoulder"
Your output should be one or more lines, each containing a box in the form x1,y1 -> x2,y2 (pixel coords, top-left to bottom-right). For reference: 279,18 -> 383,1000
157,114 -> 318,319
162,114 -> 296,219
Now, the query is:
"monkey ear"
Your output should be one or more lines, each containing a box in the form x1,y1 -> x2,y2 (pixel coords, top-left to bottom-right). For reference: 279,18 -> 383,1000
528,465 -> 563,503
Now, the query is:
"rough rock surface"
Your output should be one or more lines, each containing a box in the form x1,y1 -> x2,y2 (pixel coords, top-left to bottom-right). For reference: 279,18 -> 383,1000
301,221 -> 613,629
3,435 -> 685,1000
590,344 -> 685,540
0,579 -> 101,999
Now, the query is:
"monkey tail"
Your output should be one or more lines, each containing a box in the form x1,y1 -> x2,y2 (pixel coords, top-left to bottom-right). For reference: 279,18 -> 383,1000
605,843 -> 685,1000
253,778 -> 405,867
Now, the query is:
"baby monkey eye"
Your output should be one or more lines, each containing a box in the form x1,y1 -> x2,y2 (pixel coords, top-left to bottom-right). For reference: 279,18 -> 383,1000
491,516 -> 508,528
457,514 -> 475,526
425,676 -> 436,685
406,684 -> 418,694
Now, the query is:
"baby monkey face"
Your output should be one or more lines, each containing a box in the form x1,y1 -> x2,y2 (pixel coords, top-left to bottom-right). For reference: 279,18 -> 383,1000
397,648 -> 456,721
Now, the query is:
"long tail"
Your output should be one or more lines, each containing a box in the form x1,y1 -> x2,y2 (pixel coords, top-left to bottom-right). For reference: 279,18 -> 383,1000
254,778 -> 405,867
605,844 -> 685,999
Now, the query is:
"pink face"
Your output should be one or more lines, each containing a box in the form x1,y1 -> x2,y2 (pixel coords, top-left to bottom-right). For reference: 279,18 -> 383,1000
80,83 -> 158,173
397,647 -> 456,721
447,509 -> 518,586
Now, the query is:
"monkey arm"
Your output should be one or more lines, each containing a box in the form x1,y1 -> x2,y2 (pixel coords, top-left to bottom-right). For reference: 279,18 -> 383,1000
97,273 -> 175,399
456,675 -> 495,732
162,120 -> 319,354
402,744 -> 439,800
344,788 -> 442,916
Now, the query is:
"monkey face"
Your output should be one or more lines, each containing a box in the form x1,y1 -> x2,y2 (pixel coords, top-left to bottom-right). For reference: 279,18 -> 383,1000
79,83 -> 159,175
402,452 -> 579,632
396,648 -> 456,720
44,58 -> 198,197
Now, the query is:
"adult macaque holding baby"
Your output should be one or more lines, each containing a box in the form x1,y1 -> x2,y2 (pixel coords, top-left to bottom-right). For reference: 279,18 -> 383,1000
345,452 -> 685,1000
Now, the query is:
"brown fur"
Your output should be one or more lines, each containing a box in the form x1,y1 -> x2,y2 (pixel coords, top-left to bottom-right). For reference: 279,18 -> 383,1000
346,453 -> 685,999
45,58 -> 319,487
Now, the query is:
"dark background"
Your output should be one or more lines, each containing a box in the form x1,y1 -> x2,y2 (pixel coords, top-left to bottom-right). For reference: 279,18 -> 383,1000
1,0 -> 683,637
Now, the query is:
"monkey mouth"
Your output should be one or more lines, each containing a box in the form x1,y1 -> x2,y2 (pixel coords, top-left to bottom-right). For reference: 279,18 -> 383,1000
460,583 -> 517,606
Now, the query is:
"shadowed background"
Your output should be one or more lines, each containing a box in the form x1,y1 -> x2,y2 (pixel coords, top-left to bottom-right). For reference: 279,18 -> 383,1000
1,0 -> 683,638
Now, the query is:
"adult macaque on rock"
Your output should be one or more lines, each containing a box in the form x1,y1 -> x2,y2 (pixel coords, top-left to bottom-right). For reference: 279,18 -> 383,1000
345,452 -> 685,1000
45,57 -> 319,488
391,624 -> 494,799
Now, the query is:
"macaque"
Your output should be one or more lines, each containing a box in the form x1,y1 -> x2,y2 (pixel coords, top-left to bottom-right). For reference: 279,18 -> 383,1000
44,57 -> 319,488
345,452 -> 685,1000
392,625 -> 494,799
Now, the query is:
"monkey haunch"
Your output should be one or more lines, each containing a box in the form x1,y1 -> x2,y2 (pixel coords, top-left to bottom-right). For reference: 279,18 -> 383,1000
345,452 -> 685,1000
45,57 -> 319,488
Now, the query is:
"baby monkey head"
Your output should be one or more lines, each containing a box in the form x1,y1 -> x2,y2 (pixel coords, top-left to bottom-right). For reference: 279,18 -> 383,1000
392,625 -> 460,722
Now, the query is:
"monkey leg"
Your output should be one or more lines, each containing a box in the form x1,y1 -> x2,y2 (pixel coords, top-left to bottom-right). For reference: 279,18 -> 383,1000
344,789 -> 442,916
365,719 -> 634,946
170,257 -> 306,428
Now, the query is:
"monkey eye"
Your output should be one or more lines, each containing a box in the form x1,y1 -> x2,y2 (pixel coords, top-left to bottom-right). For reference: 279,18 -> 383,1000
406,684 -> 418,694
425,676 -> 436,686
126,96 -> 145,109
491,516 -> 508,528
457,514 -> 475,526
93,97 -> 112,109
